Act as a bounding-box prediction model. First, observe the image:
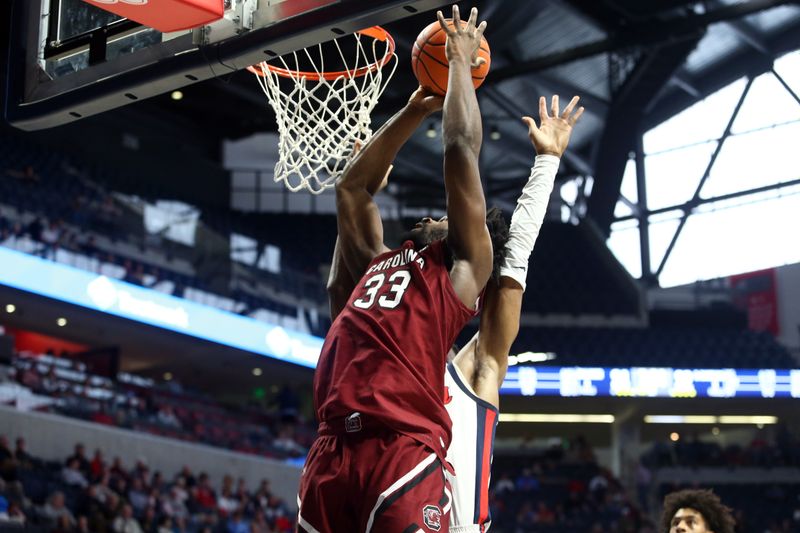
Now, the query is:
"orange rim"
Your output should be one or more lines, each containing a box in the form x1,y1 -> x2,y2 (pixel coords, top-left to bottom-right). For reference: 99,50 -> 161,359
247,26 -> 395,81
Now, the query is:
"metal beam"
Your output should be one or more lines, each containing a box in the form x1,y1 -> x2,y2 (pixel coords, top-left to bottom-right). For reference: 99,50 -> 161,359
654,76 -> 753,278
482,86 -> 595,177
587,34 -> 704,236
486,0 -> 790,85
642,18 -> 800,131
772,68 -> 800,107
618,194 -> 640,216
560,0 -> 621,32
671,71 -> 702,99
634,135 -> 654,285
522,76 -> 610,115
707,0 -> 772,55
481,87 -> 548,159
614,176 -> 800,224
725,19 -> 771,55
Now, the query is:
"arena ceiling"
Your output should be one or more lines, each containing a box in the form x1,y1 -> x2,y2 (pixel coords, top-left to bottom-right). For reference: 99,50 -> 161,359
121,0 -> 800,234
3,0 -> 800,234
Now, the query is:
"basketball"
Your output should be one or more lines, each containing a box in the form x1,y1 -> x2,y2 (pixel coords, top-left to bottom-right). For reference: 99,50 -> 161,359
411,19 -> 491,96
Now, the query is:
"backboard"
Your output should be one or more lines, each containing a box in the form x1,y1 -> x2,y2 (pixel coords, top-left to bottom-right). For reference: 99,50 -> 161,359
5,0 -> 452,131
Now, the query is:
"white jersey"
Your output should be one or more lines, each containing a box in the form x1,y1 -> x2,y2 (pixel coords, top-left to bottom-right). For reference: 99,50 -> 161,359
444,363 -> 499,532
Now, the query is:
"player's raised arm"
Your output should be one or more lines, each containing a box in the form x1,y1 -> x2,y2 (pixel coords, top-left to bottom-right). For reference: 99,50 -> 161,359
437,6 -> 492,308
327,143 -> 394,319
335,88 -> 443,279
460,95 -> 585,407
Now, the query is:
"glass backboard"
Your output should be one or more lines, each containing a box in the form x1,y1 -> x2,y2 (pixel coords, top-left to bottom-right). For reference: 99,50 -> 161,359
5,0 -> 451,131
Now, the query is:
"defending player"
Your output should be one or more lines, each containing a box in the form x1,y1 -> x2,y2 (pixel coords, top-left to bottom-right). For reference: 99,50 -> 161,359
297,6 -> 504,533
445,94 -> 583,532
660,489 -> 736,533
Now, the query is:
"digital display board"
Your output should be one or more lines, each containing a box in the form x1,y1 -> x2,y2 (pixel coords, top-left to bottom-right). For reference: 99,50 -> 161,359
502,366 -> 800,399
0,247 -> 323,368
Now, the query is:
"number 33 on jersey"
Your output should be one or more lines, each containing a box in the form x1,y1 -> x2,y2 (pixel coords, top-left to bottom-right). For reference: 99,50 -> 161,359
353,247 -> 426,310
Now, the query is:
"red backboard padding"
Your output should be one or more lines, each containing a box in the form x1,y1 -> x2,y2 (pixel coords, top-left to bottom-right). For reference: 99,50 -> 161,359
81,0 -> 224,33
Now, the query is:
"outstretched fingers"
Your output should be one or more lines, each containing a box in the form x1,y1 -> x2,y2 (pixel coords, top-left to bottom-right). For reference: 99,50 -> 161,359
561,96 -> 580,119
476,20 -> 487,39
539,96 -> 549,121
436,10 -> 453,35
452,4 -> 461,30
522,116 -> 540,137
550,95 -> 560,120
466,6 -> 478,31
569,106 -> 585,126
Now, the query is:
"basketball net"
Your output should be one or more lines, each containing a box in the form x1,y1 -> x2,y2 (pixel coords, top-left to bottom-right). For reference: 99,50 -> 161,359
249,28 -> 397,194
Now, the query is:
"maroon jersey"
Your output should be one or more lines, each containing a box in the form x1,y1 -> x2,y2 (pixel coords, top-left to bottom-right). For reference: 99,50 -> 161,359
315,239 -> 476,461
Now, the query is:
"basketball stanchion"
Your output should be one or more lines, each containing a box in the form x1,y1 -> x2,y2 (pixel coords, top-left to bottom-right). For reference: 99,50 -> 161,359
248,27 -> 397,195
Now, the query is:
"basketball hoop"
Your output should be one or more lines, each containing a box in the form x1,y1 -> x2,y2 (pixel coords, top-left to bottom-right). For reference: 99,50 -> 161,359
248,26 -> 397,194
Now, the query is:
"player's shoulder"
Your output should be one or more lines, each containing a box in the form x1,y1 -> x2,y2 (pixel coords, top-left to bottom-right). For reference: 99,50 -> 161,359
445,363 -> 499,413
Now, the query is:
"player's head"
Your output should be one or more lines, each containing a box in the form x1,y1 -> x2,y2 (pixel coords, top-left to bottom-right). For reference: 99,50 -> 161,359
660,489 -> 735,533
405,207 -> 508,280
405,215 -> 449,249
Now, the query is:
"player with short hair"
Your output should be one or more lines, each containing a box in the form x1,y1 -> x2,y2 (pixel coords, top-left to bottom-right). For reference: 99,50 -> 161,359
660,489 -> 736,533
297,6 -> 503,533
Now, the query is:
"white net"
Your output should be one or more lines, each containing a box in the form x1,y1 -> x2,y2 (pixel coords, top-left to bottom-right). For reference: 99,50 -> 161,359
250,29 -> 397,194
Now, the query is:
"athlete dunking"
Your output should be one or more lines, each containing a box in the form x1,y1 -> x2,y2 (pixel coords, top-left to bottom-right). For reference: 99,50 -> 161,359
445,94 -> 584,532
327,94 -> 584,532
297,6 -> 505,532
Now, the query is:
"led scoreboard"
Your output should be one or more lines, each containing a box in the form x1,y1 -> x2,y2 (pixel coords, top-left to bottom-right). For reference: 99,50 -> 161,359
501,366 -> 800,399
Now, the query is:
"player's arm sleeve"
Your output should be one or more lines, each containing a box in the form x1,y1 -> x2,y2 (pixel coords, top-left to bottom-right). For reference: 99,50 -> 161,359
498,154 -> 560,291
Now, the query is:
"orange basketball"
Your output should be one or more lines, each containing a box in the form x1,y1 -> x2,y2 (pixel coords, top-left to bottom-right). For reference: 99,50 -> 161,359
411,19 -> 491,96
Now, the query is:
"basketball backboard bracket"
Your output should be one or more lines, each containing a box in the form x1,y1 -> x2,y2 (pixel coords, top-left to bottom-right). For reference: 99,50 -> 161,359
5,0 -> 453,131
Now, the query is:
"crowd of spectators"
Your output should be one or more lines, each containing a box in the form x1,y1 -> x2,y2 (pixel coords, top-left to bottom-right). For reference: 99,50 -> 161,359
488,437 -> 656,533
642,427 -> 800,469
0,438 -> 295,532
3,351 -> 314,462
1,147 -> 327,314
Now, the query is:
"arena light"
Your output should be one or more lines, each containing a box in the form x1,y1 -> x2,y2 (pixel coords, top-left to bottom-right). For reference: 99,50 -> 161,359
718,415 -> 778,425
171,90 -> 183,101
644,415 -> 778,425
644,415 -> 717,424
5,304 -> 15,314
425,122 -> 437,138
508,351 -> 556,366
500,413 -> 615,424
163,372 -> 173,381
56,317 -> 68,327
252,368 -> 262,376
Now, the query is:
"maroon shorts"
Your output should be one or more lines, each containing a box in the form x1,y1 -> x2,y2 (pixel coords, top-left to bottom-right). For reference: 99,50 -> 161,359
297,420 -> 451,533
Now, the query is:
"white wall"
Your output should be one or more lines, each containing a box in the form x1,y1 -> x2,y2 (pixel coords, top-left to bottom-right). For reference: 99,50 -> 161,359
0,405 -> 301,507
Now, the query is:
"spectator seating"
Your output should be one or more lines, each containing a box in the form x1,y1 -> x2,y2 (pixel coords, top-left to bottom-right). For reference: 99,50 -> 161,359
0,438 -> 295,532
5,352 -> 314,461
507,322 -> 795,369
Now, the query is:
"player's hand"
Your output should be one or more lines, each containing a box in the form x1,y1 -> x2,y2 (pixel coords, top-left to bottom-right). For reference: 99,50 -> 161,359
522,95 -> 585,158
407,85 -> 444,116
436,6 -> 487,69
